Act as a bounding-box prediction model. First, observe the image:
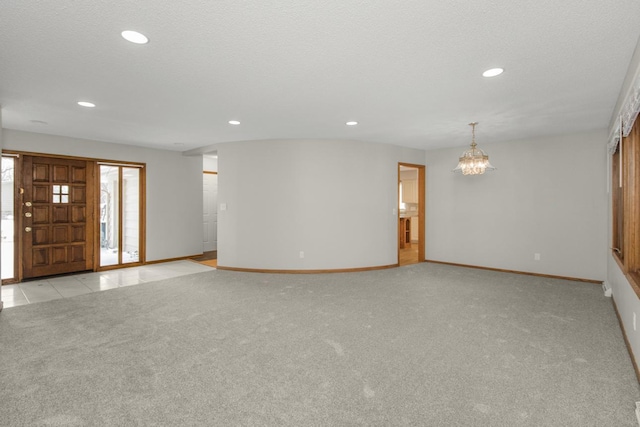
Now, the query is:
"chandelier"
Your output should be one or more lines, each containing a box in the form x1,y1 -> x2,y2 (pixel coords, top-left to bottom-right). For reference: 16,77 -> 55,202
453,122 -> 496,175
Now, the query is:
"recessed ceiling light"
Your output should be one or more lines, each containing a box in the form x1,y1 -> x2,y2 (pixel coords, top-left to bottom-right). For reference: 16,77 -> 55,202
77,101 -> 96,108
30,120 -> 48,125
121,30 -> 149,44
174,142 -> 185,147
482,68 -> 504,77
228,120 -> 241,125
346,121 -> 358,126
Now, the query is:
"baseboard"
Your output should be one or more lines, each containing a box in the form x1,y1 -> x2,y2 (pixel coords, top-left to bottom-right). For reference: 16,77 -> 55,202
425,260 -> 602,284
145,254 -> 203,265
612,297 -> 640,384
216,264 -> 399,274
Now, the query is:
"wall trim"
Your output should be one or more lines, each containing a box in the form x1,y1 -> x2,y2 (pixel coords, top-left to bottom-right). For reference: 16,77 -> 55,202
612,297 -> 640,384
146,254 -> 204,265
426,260 -> 603,284
3,149 -> 147,168
611,253 -> 640,299
216,264 -> 398,274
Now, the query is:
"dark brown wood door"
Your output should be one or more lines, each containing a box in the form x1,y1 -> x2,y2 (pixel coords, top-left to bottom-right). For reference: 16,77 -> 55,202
22,156 -> 95,279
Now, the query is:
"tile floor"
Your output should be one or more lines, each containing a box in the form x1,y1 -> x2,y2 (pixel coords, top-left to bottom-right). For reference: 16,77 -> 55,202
1,260 -> 215,309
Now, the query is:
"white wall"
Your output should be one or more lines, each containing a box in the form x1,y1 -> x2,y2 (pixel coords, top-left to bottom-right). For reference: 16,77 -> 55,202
216,139 -> 424,270
203,155 -> 218,172
608,254 -> 638,343
425,130 -> 608,281
3,130 -> 203,262
607,35 -> 640,369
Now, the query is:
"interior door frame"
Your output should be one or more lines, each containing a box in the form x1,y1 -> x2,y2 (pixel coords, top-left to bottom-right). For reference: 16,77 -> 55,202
398,162 -> 426,264
2,150 -> 146,282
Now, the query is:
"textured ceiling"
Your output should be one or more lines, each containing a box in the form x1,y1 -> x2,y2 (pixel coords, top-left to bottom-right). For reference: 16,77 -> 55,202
1,1 -> 639,152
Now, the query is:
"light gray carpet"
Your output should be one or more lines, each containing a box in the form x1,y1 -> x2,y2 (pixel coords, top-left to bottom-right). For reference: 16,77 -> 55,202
0,262 -> 638,426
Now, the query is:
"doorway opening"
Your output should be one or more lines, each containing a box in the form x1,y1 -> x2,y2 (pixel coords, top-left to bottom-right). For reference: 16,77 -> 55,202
200,169 -> 218,268
398,163 -> 425,266
202,171 -> 218,253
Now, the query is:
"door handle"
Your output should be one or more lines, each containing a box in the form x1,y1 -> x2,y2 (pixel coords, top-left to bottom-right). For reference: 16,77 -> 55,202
25,227 -> 32,232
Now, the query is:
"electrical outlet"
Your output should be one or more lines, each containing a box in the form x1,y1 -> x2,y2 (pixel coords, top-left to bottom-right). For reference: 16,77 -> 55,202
534,253 -> 541,261
299,251 -> 304,259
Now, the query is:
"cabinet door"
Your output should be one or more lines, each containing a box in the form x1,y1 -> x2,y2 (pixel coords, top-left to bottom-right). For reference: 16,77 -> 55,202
410,217 -> 418,242
402,180 -> 418,203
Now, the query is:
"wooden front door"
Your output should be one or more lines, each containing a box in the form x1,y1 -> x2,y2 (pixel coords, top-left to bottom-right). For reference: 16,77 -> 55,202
22,156 -> 95,279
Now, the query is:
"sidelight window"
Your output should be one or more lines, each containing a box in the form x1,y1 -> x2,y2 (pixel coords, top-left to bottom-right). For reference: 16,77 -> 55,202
1,156 -> 16,280
99,163 -> 144,267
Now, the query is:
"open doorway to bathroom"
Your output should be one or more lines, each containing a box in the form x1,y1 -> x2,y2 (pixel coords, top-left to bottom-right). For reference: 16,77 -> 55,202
398,163 -> 425,266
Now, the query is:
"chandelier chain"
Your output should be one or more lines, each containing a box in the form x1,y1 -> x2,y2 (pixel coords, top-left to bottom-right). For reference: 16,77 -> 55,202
469,122 -> 478,149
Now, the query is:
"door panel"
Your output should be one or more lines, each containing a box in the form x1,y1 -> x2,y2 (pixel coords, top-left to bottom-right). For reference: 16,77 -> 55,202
33,185 -> 48,202
32,206 -> 48,223
52,206 -> 68,223
22,156 -> 95,279
53,226 -> 67,243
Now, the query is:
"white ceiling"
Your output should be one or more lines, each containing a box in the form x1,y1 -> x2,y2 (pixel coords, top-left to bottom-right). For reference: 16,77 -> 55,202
1,1 -> 639,153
